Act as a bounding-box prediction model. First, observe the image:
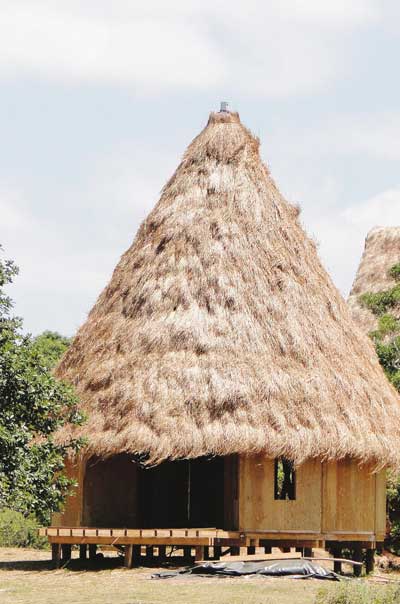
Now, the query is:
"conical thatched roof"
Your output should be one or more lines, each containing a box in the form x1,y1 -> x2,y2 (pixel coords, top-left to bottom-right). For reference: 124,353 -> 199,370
348,226 -> 400,333
57,110 -> 400,467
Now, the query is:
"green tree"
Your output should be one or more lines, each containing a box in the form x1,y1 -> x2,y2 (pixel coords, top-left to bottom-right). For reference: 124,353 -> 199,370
360,263 -> 400,389
360,262 -> 400,551
0,246 -> 84,524
31,330 -> 70,370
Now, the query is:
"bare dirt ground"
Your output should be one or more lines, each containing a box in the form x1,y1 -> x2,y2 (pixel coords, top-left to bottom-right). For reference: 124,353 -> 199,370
0,547 -> 323,604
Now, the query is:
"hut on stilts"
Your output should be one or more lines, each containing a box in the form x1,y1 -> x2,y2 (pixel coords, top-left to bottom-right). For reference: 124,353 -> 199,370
42,107 -> 400,573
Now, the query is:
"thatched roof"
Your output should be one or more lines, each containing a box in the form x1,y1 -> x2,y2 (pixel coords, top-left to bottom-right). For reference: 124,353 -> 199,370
57,110 -> 400,467
348,226 -> 400,333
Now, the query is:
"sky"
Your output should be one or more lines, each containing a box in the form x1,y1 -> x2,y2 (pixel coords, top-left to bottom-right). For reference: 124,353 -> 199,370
1,0 -> 400,336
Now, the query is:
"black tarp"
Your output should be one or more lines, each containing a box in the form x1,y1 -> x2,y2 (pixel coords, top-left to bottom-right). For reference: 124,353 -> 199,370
152,559 -> 340,580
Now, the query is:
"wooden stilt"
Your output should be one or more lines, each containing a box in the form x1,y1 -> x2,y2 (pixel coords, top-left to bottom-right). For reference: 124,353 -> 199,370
366,548 -> 375,574
61,544 -> 71,563
352,545 -> 362,577
183,546 -> 192,562
89,544 -> 97,561
51,543 -> 61,569
204,546 -> 210,560
79,544 -> 87,560
332,546 -> 342,574
195,545 -> 204,562
264,545 -> 272,554
133,545 -> 141,565
124,545 -> 133,568
247,546 -> 256,555
158,545 -> 166,561
304,547 -> 313,558
146,545 -> 154,560
214,546 -> 222,560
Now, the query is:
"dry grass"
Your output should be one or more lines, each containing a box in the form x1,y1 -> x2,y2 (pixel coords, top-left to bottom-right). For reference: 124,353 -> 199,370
0,547 -> 321,604
56,110 -> 400,468
348,226 -> 400,333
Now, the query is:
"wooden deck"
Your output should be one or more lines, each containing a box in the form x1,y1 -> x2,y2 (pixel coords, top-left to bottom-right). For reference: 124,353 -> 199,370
39,526 -> 381,571
39,526 -> 381,545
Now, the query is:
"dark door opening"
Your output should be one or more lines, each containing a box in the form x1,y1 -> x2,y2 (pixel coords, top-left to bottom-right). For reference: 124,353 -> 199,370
139,456 -> 230,529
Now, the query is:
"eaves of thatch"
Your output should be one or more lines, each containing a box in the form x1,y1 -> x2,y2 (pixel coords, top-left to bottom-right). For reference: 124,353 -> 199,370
56,110 -> 400,468
348,226 -> 400,334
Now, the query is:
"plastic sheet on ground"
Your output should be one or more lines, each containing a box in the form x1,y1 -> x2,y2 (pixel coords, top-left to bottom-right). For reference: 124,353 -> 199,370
152,559 -> 341,580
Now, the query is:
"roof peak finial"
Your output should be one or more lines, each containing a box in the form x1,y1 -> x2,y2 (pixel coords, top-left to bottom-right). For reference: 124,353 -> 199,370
220,101 -> 229,113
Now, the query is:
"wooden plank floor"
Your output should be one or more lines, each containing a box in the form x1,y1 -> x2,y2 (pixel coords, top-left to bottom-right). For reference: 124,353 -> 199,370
39,527 -> 380,548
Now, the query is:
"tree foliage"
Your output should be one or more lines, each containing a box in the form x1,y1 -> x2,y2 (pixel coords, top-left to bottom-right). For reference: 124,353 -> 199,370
31,330 -> 71,370
0,246 -> 84,524
360,263 -> 400,389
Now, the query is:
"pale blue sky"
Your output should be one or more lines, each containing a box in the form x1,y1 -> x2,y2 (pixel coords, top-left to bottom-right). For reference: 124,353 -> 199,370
1,0 -> 400,336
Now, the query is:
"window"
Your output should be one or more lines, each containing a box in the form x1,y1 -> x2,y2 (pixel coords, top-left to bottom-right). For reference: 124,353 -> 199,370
274,458 -> 296,500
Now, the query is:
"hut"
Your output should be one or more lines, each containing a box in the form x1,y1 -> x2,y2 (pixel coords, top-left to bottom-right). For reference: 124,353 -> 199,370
43,107 -> 400,571
348,226 -> 400,333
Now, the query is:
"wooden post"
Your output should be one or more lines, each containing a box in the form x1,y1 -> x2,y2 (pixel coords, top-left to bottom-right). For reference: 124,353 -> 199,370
51,543 -> 61,569
264,545 -> 272,554
352,545 -> 362,577
89,544 -> 97,561
195,546 -> 204,562
304,547 -> 313,558
247,546 -> 256,555
61,544 -> 71,563
146,545 -> 154,560
332,545 -> 342,574
366,548 -> 375,574
124,545 -> 134,568
158,545 -> 166,561
183,546 -> 192,562
79,544 -> 87,561
133,545 -> 141,565
214,546 -> 222,560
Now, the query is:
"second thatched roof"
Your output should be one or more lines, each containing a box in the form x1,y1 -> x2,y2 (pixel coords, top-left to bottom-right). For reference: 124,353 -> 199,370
57,110 -> 400,467
348,226 -> 400,333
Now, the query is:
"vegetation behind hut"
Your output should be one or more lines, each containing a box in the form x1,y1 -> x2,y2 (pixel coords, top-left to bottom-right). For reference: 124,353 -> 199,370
0,245 -> 83,526
359,262 -> 400,552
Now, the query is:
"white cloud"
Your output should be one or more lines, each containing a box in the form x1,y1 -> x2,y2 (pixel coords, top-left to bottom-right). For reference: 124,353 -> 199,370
319,115 -> 400,161
0,6 -> 225,90
343,188 -> 400,230
0,0 -> 381,97
301,187 -> 400,298
0,143 -> 177,335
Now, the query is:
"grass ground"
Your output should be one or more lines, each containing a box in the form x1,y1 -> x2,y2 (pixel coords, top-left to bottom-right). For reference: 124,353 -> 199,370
0,547 -> 322,604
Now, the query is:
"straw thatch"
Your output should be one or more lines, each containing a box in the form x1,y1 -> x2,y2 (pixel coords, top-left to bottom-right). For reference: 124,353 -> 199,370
348,226 -> 400,333
57,110 -> 400,468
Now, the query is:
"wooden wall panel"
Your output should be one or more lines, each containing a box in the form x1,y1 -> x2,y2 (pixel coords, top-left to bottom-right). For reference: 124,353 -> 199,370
238,455 -> 322,531
322,459 -> 376,532
52,458 -> 85,527
375,470 -> 387,539
83,455 -> 139,528
224,455 -> 239,530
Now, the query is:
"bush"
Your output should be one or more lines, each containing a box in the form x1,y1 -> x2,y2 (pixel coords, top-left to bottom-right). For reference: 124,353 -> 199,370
316,583 -> 400,604
0,508 -> 47,549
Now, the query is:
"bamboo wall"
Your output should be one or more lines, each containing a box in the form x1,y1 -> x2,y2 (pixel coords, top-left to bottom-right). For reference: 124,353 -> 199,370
239,455 -> 386,539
